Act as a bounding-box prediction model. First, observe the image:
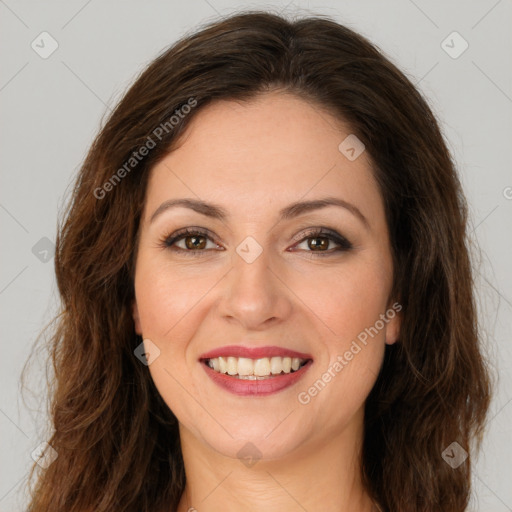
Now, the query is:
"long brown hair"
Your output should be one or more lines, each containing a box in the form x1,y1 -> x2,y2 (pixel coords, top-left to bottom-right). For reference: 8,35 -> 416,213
21,10 -> 492,512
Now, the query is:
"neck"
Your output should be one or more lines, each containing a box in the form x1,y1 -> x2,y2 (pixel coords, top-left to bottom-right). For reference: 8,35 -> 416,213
175,407 -> 375,512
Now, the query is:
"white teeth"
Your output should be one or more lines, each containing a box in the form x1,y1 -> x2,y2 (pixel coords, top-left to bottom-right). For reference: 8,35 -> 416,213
227,357 -> 238,375
237,357 -> 254,376
205,355 -> 308,377
270,356 -> 282,375
254,358 -> 271,376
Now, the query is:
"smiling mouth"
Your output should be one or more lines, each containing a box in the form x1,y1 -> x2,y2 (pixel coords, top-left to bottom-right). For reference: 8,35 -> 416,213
202,356 -> 311,380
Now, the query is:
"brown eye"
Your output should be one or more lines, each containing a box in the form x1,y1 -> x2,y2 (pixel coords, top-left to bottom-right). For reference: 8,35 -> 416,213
292,228 -> 352,256
162,228 -> 220,256
183,234 -> 207,250
307,236 -> 330,251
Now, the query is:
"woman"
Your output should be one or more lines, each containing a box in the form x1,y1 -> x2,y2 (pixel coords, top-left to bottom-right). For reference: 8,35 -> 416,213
23,10 -> 492,512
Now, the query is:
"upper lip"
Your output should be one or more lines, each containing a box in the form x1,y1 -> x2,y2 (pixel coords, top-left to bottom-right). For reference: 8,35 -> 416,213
199,345 -> 313,360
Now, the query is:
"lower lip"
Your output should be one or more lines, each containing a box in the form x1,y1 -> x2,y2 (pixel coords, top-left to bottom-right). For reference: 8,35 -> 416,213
201,360 -> 313,396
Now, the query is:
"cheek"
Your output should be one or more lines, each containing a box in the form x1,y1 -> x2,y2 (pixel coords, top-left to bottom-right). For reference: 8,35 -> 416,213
133,260 -> 213,421
293,258 -> 390,414
133,256 -> 226,403
292,256 -> 392,342
134,257 -> 218,345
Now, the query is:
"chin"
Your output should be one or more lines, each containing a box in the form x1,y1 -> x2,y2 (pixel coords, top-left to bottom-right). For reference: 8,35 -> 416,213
181,413 -> 311,463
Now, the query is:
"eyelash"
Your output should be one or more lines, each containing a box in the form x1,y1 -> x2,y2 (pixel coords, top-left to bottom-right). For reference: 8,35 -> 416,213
159,227 -> 353,257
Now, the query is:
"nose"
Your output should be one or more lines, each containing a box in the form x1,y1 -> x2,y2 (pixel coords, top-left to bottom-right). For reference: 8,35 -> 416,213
218,241 -> 293,331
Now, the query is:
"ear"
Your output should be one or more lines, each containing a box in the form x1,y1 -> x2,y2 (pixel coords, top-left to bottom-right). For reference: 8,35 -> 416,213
385,301 -> 402,345
132,300 -> 142,335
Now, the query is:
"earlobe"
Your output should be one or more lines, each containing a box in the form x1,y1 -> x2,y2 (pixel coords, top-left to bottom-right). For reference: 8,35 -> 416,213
385,304 -> 402,345
132,300 -> 142,335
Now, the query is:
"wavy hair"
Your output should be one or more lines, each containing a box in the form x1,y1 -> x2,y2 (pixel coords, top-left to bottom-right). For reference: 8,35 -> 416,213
22,10 -> 492,512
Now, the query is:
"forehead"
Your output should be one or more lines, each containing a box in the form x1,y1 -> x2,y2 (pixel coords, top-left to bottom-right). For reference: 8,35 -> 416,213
143,92 -> 383,224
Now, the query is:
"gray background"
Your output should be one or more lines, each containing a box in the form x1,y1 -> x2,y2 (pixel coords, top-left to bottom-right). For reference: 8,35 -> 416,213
1,0 -> 511,510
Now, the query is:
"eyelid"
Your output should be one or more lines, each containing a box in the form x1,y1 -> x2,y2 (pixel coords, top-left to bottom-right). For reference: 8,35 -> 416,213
290,226 -> 344,243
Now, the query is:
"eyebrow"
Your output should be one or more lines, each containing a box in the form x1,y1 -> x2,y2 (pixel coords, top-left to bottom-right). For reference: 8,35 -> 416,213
149,196 -> 370,229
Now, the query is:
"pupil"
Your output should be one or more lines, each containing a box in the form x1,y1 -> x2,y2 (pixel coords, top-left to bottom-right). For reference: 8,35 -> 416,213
309,237 -> 327,250
186,235 -> 206,250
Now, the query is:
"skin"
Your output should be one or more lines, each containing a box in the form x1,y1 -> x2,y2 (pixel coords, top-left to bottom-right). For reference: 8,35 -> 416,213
131,91 -> 400,512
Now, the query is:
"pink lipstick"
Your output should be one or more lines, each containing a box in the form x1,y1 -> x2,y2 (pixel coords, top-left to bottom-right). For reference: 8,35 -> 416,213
199,345 -> 313,396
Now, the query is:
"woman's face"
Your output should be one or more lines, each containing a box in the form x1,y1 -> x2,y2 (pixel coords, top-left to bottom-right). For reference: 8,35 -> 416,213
132,91 -> 400,460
